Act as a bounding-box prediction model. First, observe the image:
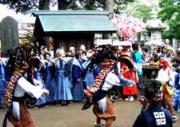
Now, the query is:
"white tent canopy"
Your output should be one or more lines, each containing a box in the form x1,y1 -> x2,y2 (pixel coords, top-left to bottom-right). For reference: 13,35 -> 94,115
145,41 -> 164,46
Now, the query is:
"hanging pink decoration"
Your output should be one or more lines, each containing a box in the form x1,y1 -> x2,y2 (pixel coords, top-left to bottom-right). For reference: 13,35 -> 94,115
112,14 -> 145,42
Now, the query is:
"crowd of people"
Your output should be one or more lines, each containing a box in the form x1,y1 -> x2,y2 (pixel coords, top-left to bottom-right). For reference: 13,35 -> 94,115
0,43 -> 179,127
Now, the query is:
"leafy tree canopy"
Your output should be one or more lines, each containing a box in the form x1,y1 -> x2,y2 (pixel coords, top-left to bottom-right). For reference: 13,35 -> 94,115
0,0 -> 134,12
121,0 -> 152,22
0,0 -> 39,12
159,0 -> 180,39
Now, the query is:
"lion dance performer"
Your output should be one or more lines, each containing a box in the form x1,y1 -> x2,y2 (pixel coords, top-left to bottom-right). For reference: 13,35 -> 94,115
156,58 -> 178,122
83,45 -> 134,127
2,44 -> 49,127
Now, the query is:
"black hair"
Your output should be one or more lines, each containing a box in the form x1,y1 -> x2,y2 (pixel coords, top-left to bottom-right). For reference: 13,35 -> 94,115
81,51 -> 87,55
153,54 -> 159,62
91,45 -> 118,64
142,47 -> 149,53
44,52 -> 51,59
132,43 -> 139,51
7,44 -> 38,71
119,56 -> 134,69
176,49 -> 180,56
144,80 -> 162,101
172,57 -> 180,68
75,51 -> 81,59
86,45 -> 118,69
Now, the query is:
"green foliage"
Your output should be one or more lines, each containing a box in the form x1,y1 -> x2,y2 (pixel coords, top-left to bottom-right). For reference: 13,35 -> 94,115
159,0 -> 180,39
115,1 -> 151,22
84,0 -> 135,10
130,4 -> 151,22
25,31 -> 34,43
115,0 -> 134,4
84,0 -> 101,10
161,30 -> 173,40
0,0 -> 135,12
0,0 -> 38,12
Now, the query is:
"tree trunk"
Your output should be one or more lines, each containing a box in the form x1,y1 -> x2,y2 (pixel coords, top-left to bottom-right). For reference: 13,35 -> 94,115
104,0 -> 114,14
39,0 -> 50,10
103,0 -> 114,39
58,0 -> 69,10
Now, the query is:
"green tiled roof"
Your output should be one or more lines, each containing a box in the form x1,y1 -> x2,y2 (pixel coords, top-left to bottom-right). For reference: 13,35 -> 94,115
33,10 -> 116,33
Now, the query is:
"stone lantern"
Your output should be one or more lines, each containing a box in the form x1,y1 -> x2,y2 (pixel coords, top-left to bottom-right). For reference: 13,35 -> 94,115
146,9 -> 165,45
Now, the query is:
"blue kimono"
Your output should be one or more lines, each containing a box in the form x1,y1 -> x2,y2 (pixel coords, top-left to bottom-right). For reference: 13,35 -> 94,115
93,64 -> 101,78
83,63 -> 101,88
82,60 -> 94,88
173,73 -> 180,112
84,69 -> 94,88
54,58 -> 73,101
43,60 -> 55,103
72,58 -> 84,101
34,68 -> 47,106
0,61 -> 7,108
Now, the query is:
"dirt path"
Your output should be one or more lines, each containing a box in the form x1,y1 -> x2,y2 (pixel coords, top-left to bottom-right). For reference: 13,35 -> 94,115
0,101 -> 180,127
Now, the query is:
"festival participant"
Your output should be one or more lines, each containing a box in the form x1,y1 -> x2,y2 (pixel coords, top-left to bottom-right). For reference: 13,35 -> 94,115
0,54 -> 7,108
176,49 -> 180,58
2,44 -> 49,127
72,51 -> 85,101
120,55 -> 138,101
172,50 -> 180,112
32,55 -> 47,107
132,43 -> 144,93
156,58 -> 178,122
54,49 -> 73,105
173,66 -> 180,112
69,46 -> 76,57
133,80 -> 173,127
82,50 -> 95,88
43,52 -> 56,104
83,45 -> 133,127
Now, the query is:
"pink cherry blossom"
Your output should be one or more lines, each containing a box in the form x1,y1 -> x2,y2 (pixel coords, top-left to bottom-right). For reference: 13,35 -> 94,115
112,14 -> 145,41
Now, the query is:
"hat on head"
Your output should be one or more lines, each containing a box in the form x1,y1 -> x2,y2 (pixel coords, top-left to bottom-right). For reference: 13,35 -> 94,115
120,55 -> 135,69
